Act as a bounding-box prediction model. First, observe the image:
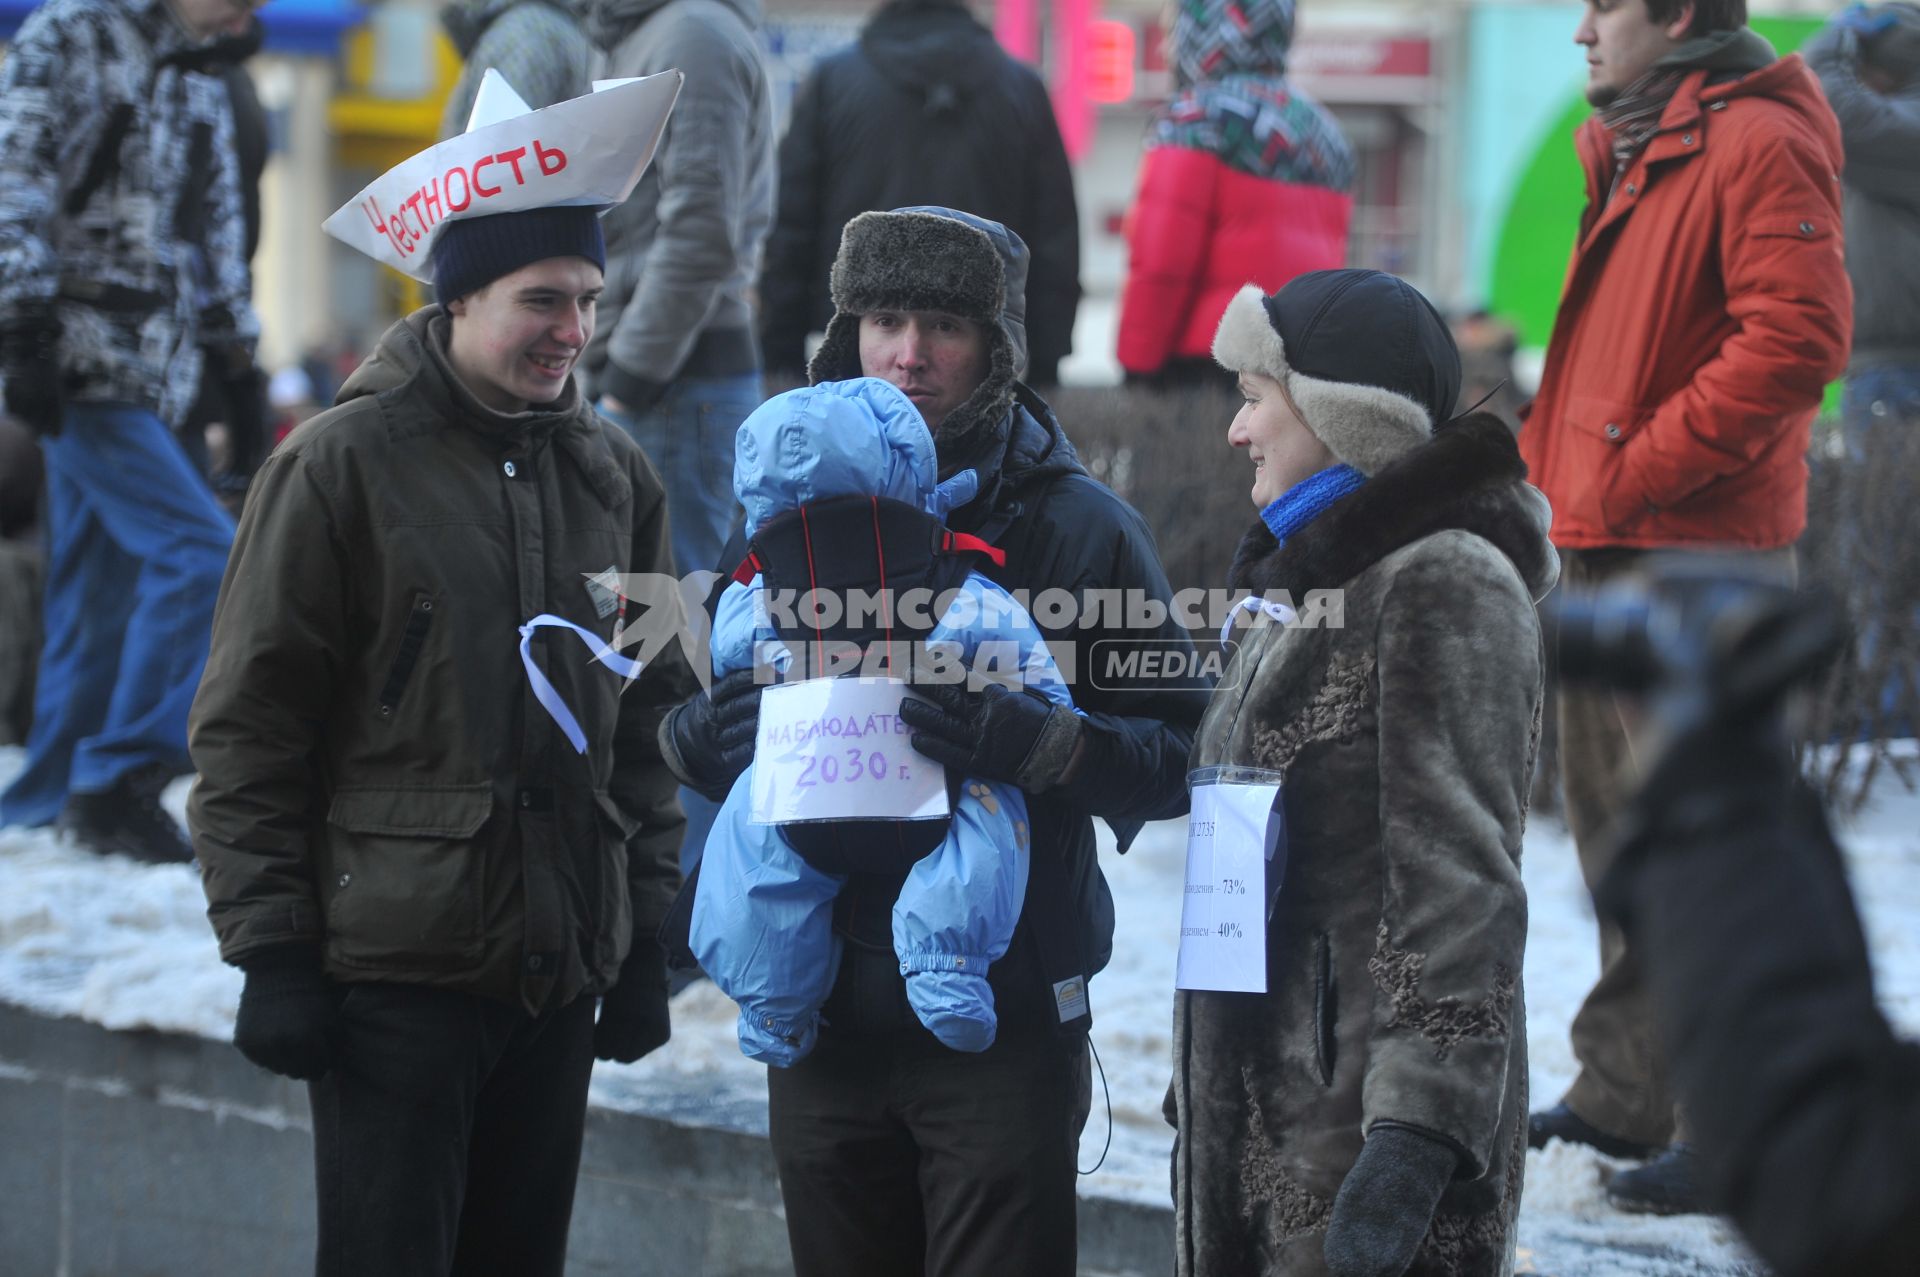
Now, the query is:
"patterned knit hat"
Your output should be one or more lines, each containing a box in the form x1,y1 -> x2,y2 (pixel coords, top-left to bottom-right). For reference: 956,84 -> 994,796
1213,269 -> 1461,476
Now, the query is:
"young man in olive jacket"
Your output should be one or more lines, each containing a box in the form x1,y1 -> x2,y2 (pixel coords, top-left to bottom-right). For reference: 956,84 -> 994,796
188,205 -> 696,1277
662,206 -> 1206,1276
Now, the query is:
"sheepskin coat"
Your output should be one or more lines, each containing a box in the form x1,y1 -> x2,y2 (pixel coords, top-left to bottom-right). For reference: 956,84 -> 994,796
1172,414 -> 1557,1277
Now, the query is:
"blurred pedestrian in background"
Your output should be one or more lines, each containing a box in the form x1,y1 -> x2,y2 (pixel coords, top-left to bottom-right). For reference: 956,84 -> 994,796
583,0 -> 776,884
757,0 -> 1081,387
1116,0 -> 1354,388
582,0 -> 774,580
174,12 -> 271,512
0,0 -> 260,861
438,0 -> 592,138
1805,5 -> 1920,746
1519,0 -> 1851,1216
1807,1 -> 1920,457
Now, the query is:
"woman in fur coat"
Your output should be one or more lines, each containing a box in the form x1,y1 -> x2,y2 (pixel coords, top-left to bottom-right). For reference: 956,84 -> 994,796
1171,270 -> 1558,1277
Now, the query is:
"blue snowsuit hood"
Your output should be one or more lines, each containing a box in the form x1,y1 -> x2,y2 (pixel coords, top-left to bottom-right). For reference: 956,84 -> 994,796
733,376 -> 979,540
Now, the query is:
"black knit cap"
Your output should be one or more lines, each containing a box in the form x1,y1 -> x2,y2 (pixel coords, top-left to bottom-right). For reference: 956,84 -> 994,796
431,206 -> 607,306
1263,269 -> 1461,429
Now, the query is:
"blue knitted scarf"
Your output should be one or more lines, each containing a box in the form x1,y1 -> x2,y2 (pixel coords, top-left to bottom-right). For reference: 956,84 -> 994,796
1259,464 -> 1365,545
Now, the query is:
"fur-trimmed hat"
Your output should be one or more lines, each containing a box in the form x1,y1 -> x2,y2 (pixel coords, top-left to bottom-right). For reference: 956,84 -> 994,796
808,207 -> 1031,473
1212,269 -> 1461,476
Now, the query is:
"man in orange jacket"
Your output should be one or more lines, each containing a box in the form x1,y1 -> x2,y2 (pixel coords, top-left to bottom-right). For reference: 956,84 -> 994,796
1519,0 -> 1851,1216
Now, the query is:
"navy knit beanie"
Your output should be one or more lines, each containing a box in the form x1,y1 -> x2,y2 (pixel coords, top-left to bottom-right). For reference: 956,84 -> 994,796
431,206 -> 606,306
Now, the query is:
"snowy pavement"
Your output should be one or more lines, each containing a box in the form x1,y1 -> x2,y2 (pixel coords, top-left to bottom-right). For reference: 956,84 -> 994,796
3,744 -> 1917,1274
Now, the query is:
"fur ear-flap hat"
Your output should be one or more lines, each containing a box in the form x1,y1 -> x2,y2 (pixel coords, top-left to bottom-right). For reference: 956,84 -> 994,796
808,207 -> 1031,474
1212,269 -> 1462,476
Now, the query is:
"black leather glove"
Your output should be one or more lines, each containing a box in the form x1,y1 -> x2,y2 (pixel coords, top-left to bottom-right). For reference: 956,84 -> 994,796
657,669 -> 763,802
595,936 -> 671,1064
900,679 -> 1083,792
232,944 -> 339,1081
1324,1125 -> 1460,1277
1,309 -> 64,437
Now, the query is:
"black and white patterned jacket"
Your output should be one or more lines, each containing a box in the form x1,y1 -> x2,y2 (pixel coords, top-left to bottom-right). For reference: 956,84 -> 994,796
0,0 -> 257,426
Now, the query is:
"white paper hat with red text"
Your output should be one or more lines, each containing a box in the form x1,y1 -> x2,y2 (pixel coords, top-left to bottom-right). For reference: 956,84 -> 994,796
322,68 -> 682,281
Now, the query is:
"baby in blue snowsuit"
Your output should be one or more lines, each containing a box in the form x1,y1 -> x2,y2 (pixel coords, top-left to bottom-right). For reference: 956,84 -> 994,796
689,378 -> 1076,1067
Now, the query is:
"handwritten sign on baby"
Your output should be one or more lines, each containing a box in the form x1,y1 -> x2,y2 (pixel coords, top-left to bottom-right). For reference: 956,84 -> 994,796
749,678 -> 950,825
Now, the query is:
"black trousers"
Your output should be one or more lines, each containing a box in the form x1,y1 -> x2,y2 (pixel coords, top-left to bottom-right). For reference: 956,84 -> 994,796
308,984 -> 597,1277
767,1026 -> 1091,1277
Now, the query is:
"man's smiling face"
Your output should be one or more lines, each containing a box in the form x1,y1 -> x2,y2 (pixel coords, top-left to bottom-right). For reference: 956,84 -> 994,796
445,257 -> 603,414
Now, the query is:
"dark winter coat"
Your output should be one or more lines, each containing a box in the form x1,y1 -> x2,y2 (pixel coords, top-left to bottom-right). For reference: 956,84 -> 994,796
758,0 -> 1081,382
1173,416 -> 1556,1276
0,0 -> 257,427
189,309 -> 696,1013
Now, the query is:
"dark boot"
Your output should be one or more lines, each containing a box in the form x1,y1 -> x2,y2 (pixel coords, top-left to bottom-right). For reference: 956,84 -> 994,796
1528,1102 -> 1660,1160
1606,1143 -> 1706,1215
58,764 -> 193,863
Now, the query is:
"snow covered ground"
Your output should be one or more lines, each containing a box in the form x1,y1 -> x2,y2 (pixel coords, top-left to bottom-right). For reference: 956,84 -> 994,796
3,744 -> 1917,1274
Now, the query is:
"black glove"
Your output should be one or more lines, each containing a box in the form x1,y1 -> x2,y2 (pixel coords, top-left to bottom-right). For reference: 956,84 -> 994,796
900,679 -> 1083,792
1323,1125 -> 1459,1277
1,309 -> 64,437
213,347 -> 269,479
657,669 -> 763,802
232,944 -> 339,1081
595,936 -> 671,1064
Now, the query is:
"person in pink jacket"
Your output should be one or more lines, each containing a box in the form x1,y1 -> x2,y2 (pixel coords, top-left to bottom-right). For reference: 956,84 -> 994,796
1116,0 -> 1355,387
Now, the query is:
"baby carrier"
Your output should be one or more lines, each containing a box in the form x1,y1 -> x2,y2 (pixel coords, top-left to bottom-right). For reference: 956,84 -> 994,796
731,491 -> 1005,875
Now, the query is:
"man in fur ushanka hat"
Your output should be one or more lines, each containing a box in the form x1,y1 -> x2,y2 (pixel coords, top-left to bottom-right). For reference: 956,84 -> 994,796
662,204 -> 1208,1275
189,72 -> 697,1276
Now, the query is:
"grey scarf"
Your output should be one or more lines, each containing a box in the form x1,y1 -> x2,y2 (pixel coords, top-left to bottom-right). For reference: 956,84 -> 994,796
1599,27 -> 1777,188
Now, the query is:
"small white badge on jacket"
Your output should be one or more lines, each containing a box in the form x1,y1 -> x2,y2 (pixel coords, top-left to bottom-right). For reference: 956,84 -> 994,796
585,566 -> 621,619
1052,977 -> 1089,1024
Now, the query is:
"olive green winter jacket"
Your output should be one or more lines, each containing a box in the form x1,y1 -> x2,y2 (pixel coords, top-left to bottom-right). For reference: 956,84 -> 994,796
189,308 -> 695,1012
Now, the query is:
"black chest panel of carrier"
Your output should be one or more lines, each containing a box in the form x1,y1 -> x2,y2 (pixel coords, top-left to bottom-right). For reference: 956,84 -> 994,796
733,494 -> 1005,879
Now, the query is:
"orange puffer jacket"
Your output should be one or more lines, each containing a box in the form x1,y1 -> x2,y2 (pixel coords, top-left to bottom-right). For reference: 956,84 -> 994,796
1520,55 -> 1852,551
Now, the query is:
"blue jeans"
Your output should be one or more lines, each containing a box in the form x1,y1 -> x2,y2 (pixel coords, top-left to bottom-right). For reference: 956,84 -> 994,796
600,373 -> 758,578
0,402 -> 233,826
601,373 -> 761,876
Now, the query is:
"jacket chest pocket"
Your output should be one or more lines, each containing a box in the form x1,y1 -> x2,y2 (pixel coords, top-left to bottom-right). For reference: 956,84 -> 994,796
322,784 -> 494,971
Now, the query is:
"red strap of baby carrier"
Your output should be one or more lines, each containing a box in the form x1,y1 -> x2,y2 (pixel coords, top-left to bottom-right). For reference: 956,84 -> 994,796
942,532 -> 1006,566
730,551 -> 763,586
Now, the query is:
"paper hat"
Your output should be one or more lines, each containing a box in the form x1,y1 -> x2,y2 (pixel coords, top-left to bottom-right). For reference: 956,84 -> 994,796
322,69 -> 682,282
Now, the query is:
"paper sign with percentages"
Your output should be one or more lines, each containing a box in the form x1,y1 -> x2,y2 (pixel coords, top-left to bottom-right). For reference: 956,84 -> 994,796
1175,781 -> 1283,992
749,678 -> 950,825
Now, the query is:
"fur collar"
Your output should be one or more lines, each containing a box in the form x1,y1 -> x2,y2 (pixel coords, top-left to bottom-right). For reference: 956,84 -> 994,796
1228,413 -> 1557,601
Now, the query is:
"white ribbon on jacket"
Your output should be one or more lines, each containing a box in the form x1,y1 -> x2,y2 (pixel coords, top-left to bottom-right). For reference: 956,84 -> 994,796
517,615 -> 645,754
1219,595 -> 1299,650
